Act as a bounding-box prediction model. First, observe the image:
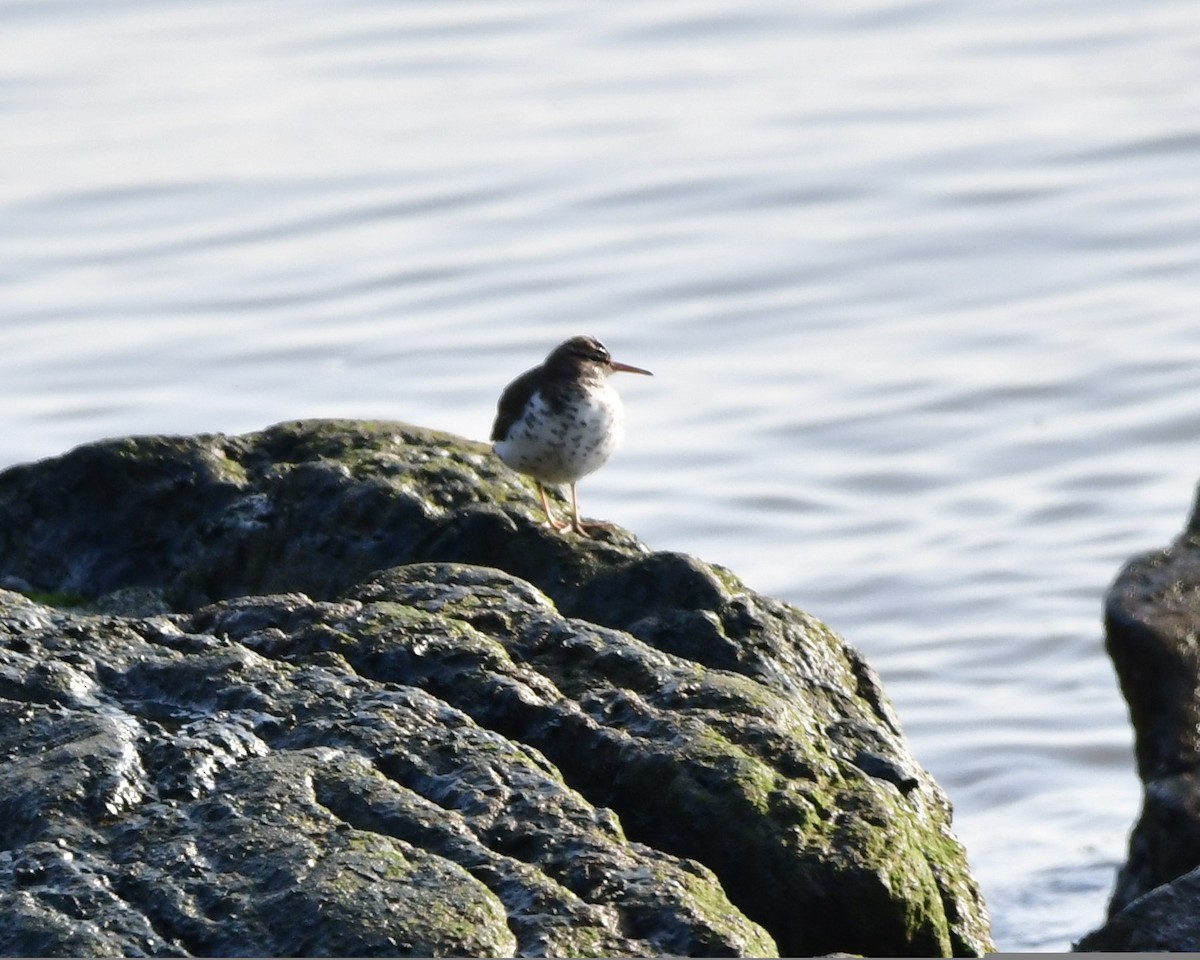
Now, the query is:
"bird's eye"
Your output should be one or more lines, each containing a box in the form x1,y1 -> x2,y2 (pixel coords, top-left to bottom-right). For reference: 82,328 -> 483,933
571,339 -> 609,363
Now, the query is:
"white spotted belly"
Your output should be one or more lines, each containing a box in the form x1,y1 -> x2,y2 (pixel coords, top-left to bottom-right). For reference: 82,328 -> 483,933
494,385 -> 625,485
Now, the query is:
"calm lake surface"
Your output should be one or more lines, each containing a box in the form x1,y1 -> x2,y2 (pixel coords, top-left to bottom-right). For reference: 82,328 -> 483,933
5,0 -> 1200,949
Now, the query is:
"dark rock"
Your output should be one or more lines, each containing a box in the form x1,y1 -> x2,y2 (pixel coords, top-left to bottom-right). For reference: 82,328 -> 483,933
1081,486 -> 1200,950
1076,867 -> 1200,952
0,419 -> 992,957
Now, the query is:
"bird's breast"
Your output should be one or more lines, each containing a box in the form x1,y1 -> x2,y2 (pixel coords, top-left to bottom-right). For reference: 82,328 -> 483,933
493,382 -> 624,485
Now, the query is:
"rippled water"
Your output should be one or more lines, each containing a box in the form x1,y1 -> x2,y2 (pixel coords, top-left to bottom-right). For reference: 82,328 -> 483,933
6,0 -> 1200,949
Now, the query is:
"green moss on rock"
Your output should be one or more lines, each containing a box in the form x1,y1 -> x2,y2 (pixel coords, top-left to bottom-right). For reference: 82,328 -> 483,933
0,420 -> 992,956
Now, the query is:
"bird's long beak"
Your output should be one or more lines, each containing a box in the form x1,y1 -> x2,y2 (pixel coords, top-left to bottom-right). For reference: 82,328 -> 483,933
610,360 -> 653,376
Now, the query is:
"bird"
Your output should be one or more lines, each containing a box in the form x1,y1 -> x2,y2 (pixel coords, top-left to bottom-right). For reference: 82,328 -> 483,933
491,335 -> 652,536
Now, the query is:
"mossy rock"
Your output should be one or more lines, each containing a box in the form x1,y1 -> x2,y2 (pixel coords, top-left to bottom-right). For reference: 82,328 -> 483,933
0,420 -> 992,956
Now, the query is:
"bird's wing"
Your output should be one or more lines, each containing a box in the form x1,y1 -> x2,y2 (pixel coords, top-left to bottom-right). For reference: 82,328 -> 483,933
490,366 -> 541,442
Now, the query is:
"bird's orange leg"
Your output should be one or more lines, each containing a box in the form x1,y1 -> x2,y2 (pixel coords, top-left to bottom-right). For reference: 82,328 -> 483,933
568,483 -> 615,537
538,483 -> 571,531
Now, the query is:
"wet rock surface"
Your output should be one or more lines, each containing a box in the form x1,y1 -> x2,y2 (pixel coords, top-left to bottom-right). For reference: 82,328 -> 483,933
0,419 -> 991,956
1080,485 -> 1200,951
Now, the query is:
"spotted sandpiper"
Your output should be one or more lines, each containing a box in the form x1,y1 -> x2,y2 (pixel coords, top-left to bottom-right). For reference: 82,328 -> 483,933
491,335 -> 652,536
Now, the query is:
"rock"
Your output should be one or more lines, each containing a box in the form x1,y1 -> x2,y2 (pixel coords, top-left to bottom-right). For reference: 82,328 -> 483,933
1080,487 -> 1200,950
0,419 -> 992,957
1076,867 -> 1200,952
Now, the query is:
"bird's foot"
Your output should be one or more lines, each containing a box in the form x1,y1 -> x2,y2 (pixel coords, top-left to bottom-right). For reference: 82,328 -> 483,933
570,518 -> 615,538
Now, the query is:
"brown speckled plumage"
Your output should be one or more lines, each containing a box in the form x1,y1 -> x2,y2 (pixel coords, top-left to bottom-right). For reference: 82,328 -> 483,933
491,336 -> 651,536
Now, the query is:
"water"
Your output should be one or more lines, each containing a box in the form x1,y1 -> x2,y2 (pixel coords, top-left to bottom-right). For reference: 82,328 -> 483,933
5,0 -> 1200,949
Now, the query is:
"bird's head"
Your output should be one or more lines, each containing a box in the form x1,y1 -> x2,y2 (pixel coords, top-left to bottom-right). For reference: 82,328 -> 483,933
547,336 -> 653,378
